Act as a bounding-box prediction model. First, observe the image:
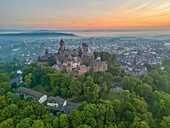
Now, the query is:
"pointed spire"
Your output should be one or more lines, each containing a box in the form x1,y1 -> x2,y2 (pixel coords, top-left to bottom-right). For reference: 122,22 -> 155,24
45,48 -> 49,55
60,39 -> 64,44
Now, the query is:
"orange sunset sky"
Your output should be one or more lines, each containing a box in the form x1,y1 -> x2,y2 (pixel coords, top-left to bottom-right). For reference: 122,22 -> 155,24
0,0 -> 170,30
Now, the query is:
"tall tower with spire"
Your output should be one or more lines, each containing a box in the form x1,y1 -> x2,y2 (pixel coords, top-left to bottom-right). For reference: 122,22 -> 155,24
60,39 -> 65,51
45,48 -> 49,55
59,39 -> 65,56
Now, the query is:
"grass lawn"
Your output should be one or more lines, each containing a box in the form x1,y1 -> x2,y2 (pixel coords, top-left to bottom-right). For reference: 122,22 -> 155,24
101,92 -> 122,102
32,84 -> 54,97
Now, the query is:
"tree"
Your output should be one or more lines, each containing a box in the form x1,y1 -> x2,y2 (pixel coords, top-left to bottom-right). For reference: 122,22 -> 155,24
113,99 -> 122,114
0,73 -> 10,82
98,72 -> 114,92
69,109 -> 83,128
16,117 -> 33,128
70,80 -> 82,97
1,104 -> 18,121
83,76 -> 99,102
143,83 -> 153,101
60,88 -> 67,98
60,114 -> 68,128
130,117 -> 149,128
89,66 -> 95,79
24,73 -> 33,86
92,84 -> 99,103
20,105 -> 34,118
160,116 -> 170,128
32,120 -> 44,128
53,117 -> 59,128
49,56 -> 56,66
78,125 -> 92,128
99,82 -> 108,97
54,86 -> 60,96
0,82 -> 11,93
132,98 -> 147,114
162,58 -> 170,67
0,88 -> 5,96
0,118 -> 14,128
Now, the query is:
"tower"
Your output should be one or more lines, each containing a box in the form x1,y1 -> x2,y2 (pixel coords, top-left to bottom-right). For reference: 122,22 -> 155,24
45,48 -> 49,55
66,54 -> 73,72
59,39 -> 65,56
60,39 -> 65,51
82,43 -> 88,53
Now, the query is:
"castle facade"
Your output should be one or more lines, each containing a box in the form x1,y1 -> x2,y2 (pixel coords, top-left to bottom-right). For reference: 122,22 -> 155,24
38,39 -> 107,75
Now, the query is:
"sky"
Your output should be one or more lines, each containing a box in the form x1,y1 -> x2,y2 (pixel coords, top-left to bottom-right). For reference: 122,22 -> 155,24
0,0 -> 170,30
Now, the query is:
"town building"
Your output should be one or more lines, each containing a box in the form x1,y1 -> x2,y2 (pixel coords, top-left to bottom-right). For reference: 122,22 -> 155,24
15,87 -> 47,103
132,65 -> 148,78
47,96 -> 67,108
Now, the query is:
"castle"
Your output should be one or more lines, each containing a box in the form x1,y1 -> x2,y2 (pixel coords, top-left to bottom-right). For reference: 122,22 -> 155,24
38,39 -> 107,75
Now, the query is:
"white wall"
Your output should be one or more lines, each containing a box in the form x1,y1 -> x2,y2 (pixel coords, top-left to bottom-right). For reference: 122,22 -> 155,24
63,100 -> 67,106
39,95 -> 47,103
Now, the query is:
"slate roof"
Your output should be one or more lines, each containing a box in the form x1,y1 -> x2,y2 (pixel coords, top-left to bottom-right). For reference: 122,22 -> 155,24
56,106 -> 78,113
81,53 -> 94,58
47,96 -> 66,105
88,60 -> 107,67
38,55 -> 49,62
16,87 -> 44,98
38,53 -> 57,62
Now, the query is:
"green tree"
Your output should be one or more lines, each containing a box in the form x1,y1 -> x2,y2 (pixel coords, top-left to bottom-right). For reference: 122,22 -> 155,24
68,109 -> 83,128
16,117 -> 33,128
49,56 -> 56,66
1,104 -> 18,121
60,114 -> 68,128
160,116 -> 170,128
53,117 -> 59,128
0,82 -> 11,93
24,73 -> 33,86
0,73 -> 10,82
32,120 -> 44,128
89,66 -> 95,79
54,86 -> 60,96
0,118 -> 14,128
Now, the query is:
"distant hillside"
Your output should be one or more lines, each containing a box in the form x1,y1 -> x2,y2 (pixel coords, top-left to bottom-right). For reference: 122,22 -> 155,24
153,35 -> 170,39
0,32 -> 77,37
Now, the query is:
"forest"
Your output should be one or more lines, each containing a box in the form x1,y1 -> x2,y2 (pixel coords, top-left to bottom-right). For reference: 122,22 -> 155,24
0,52 -> 169,128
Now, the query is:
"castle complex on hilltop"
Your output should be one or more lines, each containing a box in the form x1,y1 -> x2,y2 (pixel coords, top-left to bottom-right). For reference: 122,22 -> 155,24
38,39 -> 107,75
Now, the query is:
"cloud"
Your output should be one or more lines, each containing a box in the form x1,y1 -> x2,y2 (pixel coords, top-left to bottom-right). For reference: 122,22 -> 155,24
106,0 -> 134,13
86,2 -> 100,9
106,2 -> 149,19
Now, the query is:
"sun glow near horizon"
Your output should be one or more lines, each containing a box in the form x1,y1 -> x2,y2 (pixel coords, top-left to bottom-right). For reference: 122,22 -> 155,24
0,0 -> 170,30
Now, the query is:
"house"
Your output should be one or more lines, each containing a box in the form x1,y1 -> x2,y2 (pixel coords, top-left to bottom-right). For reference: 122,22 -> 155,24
47,96 -> 67,108
132,65 -> 148,78
16,87 -> 47,103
